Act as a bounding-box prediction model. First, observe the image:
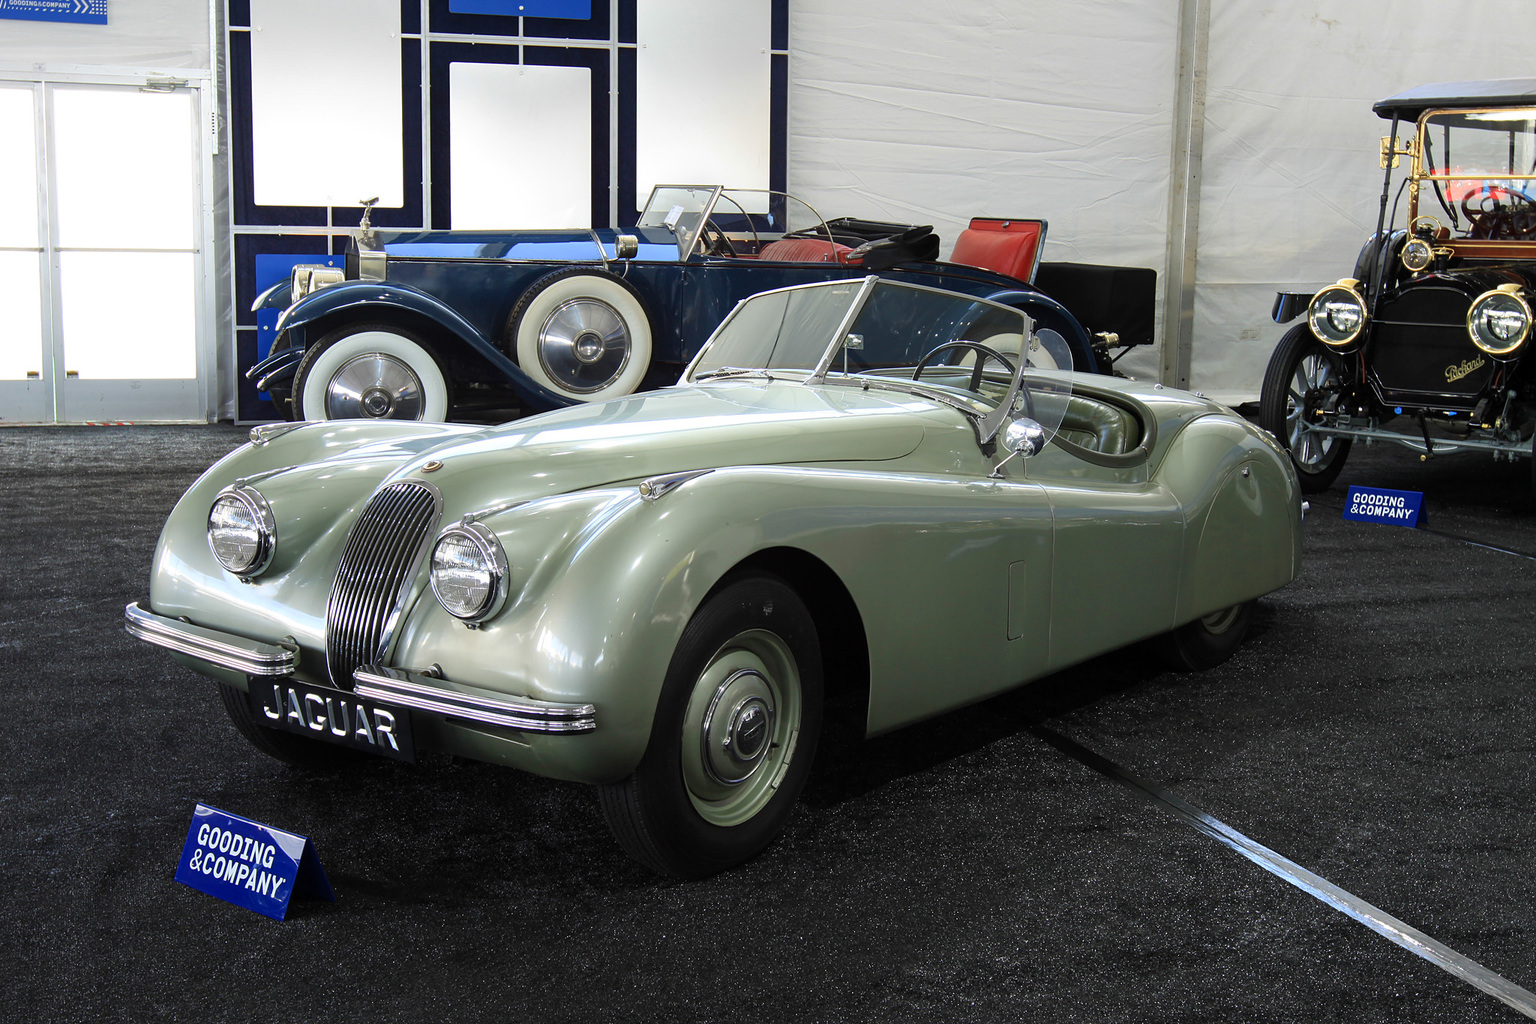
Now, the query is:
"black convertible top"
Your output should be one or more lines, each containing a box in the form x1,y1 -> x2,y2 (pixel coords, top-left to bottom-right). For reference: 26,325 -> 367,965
1374,78 -> 1536,121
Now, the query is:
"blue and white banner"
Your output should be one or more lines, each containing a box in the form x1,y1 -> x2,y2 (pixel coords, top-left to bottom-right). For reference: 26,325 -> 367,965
448,0 -> 590,17
175,804 -> 335,920
1342,485 -> 1425,529
0,0 -> 107,24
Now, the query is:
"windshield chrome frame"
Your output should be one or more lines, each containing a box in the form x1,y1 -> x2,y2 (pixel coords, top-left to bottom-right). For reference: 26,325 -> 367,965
639,184 -> 725,260
686,276 -> 1038,447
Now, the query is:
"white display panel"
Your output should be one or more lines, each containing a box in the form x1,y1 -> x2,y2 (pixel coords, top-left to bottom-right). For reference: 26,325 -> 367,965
60,252 -> 197,380
449,63 -> 592,229
249,0 -> 404,209
636,0 -> 771,207
53,88 -> 194,250
0,251 -> 44,382
0,86 -> 37,249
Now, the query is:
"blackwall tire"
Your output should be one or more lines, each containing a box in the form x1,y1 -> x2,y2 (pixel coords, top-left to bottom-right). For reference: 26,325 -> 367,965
293,324 -> 451,422
506,269 -> 653,402
1155,601 -> 1255,672
598,574 -> 823,878
218,683 -> 362,770
1259,323 -> 1351,492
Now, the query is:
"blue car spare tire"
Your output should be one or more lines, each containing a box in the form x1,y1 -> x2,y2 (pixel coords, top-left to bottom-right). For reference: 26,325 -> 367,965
505,268 -> 654,403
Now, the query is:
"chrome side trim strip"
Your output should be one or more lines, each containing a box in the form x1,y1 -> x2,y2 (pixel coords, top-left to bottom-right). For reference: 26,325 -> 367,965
124,601 -> 295,677
353,665 -> 597,734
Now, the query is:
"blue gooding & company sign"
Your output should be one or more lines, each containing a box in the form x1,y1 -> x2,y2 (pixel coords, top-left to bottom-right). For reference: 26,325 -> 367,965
175,803 -> 335,920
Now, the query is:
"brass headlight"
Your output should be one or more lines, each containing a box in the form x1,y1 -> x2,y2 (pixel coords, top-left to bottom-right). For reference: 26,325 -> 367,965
207,485 -> 276,578
1467,285 -> 1532,357
1401,238 -> 1434,273
1307,280 -> 1368,348
429,522 -> 510,623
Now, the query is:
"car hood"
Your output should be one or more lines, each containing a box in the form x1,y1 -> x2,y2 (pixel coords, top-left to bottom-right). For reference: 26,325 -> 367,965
373,381 -> 932,511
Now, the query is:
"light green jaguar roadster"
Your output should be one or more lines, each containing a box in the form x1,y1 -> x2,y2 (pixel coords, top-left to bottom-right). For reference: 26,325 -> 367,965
127,277 -> 1302,878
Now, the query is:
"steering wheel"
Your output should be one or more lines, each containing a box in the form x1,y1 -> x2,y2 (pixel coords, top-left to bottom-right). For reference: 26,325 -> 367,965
912,341 -> 1015,392
699,219 -> 736,257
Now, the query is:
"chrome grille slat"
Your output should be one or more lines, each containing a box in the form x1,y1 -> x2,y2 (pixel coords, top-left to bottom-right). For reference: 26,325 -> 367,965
325,481 -> 440,689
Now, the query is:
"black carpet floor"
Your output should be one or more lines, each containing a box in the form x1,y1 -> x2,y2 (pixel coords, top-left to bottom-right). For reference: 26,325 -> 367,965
3,423 -> 1535,1023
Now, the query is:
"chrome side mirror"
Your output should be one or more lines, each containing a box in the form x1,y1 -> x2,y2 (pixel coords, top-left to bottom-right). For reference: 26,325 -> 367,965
615,234 -> 639,260
989,417 -> 1047,478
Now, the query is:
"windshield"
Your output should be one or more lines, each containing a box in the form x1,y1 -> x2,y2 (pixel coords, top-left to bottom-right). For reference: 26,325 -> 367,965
637,185 -> 834,259
1412,108 -> 1536,239
685,278 -> 1074,445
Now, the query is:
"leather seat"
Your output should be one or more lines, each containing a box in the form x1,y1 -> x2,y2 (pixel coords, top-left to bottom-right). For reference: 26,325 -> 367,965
949,218 -> 1047,284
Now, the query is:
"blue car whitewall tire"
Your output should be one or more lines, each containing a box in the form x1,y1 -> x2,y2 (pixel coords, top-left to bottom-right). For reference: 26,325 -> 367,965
294,324 -> 452,422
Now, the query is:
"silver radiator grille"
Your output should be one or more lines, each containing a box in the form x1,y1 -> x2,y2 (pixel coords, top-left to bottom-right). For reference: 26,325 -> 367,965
326,481 -> 441,689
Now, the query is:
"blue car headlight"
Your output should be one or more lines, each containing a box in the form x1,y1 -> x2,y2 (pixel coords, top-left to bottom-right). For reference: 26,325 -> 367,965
430,521 -> 510,623
207,485 -> 276,578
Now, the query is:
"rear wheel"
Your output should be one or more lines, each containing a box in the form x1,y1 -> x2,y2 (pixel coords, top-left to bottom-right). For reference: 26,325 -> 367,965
218,683 -> 361,769
598,574 -> 823,878
1259,324 -> 1351,492
1155,601 -> 1254,672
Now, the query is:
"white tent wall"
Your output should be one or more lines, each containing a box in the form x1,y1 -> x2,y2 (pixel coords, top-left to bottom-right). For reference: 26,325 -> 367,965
790,0 -> 1536,402
789,0 -> 1179,384
1196,0 -> 1536,404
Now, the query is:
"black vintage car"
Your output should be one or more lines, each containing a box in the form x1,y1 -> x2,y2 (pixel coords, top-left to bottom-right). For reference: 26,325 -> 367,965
1262,79 -> 1536,492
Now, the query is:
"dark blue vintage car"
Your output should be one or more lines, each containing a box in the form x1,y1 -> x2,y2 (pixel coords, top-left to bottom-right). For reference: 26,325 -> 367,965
250,185 -> 1149,420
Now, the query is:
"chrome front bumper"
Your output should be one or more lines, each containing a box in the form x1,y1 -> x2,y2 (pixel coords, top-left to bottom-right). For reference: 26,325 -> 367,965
124,602 -> 597,734
124,601 -> 295,676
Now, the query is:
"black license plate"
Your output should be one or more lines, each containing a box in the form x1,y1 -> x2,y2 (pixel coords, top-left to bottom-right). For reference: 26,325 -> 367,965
249,679 -> 415,762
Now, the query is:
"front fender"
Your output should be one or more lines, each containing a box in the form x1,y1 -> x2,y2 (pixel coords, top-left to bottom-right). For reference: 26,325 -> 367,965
272,280 -> 577,411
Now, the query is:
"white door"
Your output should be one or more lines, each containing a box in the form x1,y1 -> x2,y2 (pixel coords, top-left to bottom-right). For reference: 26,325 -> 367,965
0,79 -> 211,424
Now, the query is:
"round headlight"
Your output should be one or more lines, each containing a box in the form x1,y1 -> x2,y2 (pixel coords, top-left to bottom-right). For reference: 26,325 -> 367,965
1401,238 -> 1434,273
429,522 -> 509,622
207,485 -> 276,577
1467,287 -> 1532,357
1307,281 -> 1368,348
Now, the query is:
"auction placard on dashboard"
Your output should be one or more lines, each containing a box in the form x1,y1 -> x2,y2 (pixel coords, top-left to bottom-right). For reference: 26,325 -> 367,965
175,804 -> 334,920
1342,485 -> 1425,529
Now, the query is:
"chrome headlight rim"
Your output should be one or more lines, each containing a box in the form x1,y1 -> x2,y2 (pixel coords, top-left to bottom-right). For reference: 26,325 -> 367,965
1307,280 -> 1368,348
429,521 -> 511,623
207,484 -> 276,578
1466,286 -> 1532,357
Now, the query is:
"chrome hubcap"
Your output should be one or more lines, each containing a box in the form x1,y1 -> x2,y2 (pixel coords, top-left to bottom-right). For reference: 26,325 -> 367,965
326,353 -> 425,419
538,298 -> 631,393
681,629 -> 801,827
700,673 -> 776,785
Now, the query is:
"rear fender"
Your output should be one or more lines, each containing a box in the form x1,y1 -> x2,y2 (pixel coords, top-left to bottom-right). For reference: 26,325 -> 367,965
983,287 -> 1101,373
1158,415 -> 1303,621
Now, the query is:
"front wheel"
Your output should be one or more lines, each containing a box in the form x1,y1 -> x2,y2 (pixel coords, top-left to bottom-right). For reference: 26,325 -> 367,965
598,574 -> 823,878
1155,601 -> 1255,672
1259,324 -> 1352,492
292,324 -> 452,421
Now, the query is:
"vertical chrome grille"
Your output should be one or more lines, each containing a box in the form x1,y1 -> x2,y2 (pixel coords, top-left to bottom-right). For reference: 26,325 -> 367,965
326,481 -> 440,689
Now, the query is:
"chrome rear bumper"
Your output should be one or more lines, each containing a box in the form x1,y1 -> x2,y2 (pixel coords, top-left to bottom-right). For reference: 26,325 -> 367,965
124,601 -> 597,734
125,601 -> 295,676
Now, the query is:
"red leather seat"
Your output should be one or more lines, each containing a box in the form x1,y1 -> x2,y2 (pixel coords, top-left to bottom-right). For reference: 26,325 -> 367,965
758,237 -> 854,263
949,218 -> 1047,283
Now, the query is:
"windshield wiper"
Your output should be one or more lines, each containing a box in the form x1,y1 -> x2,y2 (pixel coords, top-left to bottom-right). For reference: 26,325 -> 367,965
693,367 -> 773,381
